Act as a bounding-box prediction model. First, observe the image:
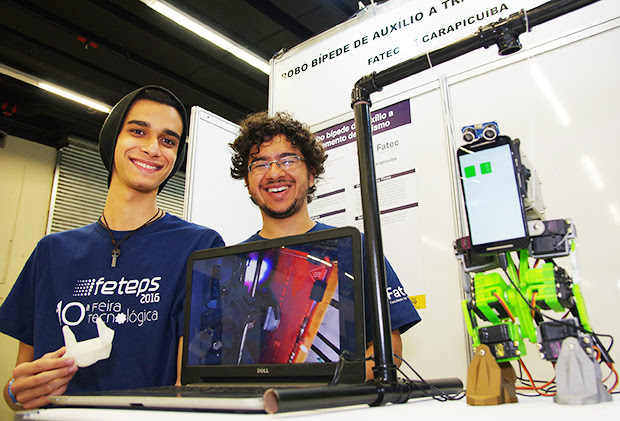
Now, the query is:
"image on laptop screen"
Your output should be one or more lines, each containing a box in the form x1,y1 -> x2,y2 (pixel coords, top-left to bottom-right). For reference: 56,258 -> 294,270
185,228 -> 362,373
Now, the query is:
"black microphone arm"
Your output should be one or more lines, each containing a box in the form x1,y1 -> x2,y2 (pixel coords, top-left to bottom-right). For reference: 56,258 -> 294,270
263,377 -> 464,414
264,0 -> 601,413
352,0 -> 601,102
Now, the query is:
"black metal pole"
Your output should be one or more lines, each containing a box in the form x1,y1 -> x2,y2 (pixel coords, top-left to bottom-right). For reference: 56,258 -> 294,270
352,98 -> 398,384
264,378 -> 464,414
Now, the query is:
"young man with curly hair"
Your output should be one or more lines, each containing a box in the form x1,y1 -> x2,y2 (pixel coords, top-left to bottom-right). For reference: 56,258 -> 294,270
229,111 -> 420,379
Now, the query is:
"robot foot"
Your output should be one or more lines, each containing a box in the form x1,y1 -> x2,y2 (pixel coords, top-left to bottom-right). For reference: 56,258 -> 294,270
466,344 -> 518,405
554,337 -> 612,405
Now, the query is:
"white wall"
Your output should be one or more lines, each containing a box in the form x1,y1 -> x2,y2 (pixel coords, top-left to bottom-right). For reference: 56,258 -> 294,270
0,136 -> 57,421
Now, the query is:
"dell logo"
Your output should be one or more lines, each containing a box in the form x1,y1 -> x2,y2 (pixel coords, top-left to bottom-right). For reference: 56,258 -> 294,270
257,368 -> 270,374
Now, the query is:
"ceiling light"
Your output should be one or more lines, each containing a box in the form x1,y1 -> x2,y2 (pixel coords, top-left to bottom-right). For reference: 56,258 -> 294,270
38,83 -> 111,113
140,0 -> 270,74
0,62 -> 111,113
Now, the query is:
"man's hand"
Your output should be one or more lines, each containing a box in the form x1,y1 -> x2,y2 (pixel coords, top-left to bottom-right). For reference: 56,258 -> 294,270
5,346 -> 78,410
365,329 -> 403,380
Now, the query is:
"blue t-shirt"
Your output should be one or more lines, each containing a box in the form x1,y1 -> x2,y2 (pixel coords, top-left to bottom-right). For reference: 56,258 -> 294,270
243,222 -> 421,342
0,213 -> 224,393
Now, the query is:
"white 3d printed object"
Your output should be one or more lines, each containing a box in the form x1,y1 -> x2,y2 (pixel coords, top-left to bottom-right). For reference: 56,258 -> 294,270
62,318 -> 115,367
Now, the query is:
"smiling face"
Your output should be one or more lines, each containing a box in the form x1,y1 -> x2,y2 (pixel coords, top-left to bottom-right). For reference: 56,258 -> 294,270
246,134 -> 315,220
111,99 -> 183,194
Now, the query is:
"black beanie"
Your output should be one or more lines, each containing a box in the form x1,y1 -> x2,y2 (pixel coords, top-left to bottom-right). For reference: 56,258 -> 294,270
99,85 -> 188,194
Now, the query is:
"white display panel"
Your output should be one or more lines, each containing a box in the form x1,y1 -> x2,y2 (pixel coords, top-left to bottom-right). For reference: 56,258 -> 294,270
184,107 -> 261,246
265,0 -> 620,382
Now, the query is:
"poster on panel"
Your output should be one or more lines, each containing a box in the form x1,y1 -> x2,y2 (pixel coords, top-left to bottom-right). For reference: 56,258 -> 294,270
309,99 -> 424,307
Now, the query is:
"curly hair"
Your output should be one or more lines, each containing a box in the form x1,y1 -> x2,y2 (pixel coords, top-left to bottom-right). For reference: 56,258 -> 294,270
230,111 -> 326,203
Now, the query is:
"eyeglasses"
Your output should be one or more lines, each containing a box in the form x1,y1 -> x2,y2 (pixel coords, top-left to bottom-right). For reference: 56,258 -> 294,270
248,155 -> 305,174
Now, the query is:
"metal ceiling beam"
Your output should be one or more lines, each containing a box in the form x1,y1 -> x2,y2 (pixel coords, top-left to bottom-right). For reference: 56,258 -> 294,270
6,0 -> 259,117
324,0 -> 358,19
243,0 -> 314,40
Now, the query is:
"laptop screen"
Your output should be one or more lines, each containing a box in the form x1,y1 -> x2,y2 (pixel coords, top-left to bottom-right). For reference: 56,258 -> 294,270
182,227 -> 366,384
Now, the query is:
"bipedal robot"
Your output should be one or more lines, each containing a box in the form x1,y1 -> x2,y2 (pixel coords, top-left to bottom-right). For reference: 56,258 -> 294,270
453,122 -> 614,406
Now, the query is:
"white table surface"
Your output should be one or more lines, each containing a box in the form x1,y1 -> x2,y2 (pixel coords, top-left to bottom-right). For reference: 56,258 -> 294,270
14,393 -> 618,421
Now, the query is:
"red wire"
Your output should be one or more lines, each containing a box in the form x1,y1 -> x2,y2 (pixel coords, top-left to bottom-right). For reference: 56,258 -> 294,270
493,292 -> 516,322
518,359 -> 556,396
530,291 -> 537,319
592,346 -> 618,392
605,362 -> 618,392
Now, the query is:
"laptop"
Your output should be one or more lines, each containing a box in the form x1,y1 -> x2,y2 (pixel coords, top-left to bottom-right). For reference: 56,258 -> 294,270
50,226 -> 366,413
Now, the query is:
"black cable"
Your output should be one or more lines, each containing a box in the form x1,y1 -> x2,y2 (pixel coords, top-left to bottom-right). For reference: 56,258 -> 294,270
330,350 -> 371,386
394,354 -> 465,402
514,358 -> 552,387
331,350 -> 465,401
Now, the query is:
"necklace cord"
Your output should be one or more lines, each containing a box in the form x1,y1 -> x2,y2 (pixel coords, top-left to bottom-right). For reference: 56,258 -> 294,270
98,208 -> 163,266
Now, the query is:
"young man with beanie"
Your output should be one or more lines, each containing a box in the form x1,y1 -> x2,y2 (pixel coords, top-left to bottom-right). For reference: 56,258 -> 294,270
229,111 -> 420,380
1,86 -> 224,410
